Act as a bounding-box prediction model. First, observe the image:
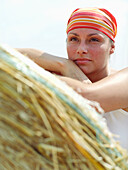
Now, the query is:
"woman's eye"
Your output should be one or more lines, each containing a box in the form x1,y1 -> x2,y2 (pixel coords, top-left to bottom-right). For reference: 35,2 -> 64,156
90,38 -> 99,42
70,37 -> 78,42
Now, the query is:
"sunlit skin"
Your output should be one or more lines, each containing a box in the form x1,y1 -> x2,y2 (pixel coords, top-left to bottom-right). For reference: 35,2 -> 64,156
67,28 -> 115,82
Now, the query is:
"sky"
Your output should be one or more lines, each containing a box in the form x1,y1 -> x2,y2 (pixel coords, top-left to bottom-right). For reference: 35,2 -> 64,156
1,0 -> 128,70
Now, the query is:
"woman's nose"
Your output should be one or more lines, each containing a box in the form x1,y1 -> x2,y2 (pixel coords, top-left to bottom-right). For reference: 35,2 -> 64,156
77,43 -> 88,55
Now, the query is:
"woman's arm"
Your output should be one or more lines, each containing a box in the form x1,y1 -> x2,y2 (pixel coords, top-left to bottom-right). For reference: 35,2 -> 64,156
60,67 -> 128,112
16,48 -> 89,81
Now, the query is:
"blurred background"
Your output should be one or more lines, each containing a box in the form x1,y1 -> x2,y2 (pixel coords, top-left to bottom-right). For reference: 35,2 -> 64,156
1,0 -> 128,70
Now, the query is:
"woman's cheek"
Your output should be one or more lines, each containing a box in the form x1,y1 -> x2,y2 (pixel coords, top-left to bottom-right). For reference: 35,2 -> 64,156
67,46 -> 76,60
90,48 -> 103,60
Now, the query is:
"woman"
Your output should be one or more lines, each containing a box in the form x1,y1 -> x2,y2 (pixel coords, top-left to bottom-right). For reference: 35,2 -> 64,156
17,7 -> 128,150
64,8 -> 128,150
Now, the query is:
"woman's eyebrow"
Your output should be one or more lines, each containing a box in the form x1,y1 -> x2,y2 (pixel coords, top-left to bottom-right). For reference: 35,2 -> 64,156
88,33 -> 103,37
68,32 -> 79,36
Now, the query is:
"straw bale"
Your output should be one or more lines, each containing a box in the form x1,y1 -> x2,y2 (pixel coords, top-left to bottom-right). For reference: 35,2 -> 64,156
0,44 -> 128,170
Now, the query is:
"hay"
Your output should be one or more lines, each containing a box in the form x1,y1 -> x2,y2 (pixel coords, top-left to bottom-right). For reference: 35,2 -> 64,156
0,44 -> 128,170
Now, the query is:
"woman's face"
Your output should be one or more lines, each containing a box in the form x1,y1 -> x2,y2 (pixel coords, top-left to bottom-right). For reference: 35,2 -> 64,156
67,28 -> 115,82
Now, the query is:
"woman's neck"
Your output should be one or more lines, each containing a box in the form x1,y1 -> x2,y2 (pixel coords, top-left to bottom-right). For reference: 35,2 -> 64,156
87,67 -> 112,83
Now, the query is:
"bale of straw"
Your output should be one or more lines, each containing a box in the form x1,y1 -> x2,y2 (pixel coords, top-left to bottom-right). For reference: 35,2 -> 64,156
0,44 -> 128,170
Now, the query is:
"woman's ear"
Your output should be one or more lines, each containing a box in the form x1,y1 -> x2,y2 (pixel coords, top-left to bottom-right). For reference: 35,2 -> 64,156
110,42 -> 115,54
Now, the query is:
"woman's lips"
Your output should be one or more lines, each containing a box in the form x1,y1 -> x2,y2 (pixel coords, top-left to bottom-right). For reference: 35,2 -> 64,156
75,58 -> 92,65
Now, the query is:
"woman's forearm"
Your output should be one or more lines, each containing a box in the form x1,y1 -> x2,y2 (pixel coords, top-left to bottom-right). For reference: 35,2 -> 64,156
60,68 -> 128,112
88,67 -> 128,112
16,48 -> 65,72
16,48 -> 89,81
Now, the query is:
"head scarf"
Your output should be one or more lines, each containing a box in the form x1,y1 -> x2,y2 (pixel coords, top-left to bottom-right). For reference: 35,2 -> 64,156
66,7 -> 117,41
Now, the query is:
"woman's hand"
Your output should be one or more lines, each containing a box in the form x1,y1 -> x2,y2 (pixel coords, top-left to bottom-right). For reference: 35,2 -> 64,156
60,59 -> 90,81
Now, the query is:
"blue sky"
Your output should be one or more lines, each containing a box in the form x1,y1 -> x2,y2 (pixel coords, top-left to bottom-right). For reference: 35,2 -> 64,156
1,0 -> 128,70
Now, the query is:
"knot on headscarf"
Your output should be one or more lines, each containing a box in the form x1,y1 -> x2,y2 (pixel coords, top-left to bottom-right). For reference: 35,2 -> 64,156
66,7 -> 117,41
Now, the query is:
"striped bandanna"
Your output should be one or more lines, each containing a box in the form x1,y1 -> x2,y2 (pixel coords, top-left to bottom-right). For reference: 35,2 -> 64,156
66,8 -> 117,41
